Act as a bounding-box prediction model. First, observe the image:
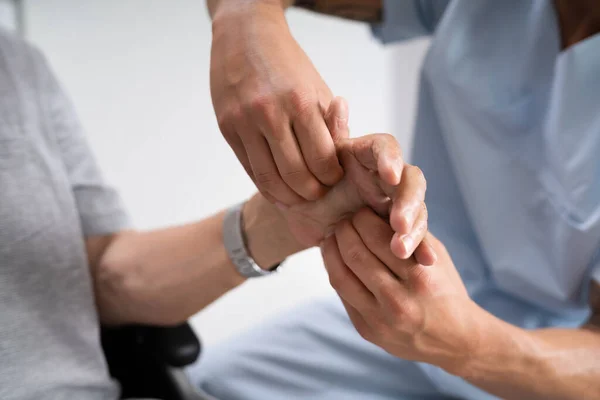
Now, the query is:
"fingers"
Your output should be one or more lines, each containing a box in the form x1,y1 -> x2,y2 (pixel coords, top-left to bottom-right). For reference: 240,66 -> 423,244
247,98 -> 325,203
390,201 -> 434,264
222,120 -> 280,203
334,218 -> 408,302
238,92 -> 346,204
351,208 -> 423,281
264,123 -> 327,203
389,165 -> 427,236
336,133 -> 404,216
293,101 -> 344,187
339,298 -> 376,342
221,125 -> 254,182
320,234 -> 376,313
324,96 -> 350,142
414,237 -> 437,267
349,133 -> 404,188
241,131 -> 305,205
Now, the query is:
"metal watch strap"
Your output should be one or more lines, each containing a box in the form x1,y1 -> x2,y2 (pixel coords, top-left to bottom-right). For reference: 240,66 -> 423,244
223,203 -> 278,278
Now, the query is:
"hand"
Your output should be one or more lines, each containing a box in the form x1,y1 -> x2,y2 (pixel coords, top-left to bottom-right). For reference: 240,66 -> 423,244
282,97 -> 436,265
210,1 -> 343,205
321,208 -> 483,372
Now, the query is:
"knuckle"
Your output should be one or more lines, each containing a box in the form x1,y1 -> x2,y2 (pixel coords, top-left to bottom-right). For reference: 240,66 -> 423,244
355,323 -> 372,341
390,301 -> 417,330
391,211 -> 410,235
288,89 -> 315,118
377,132 -> 404,161
411,266 -> 432,291
280,169 -> 323,200
346,246 -> 365,265
328,275 -> 342,292
383,133 -> 401,152
280,169 -> 311,188
308,154 -> 337,175
254,170 -> 282,191
247,95 -> 280,131
352,208 -> 372,228
336,218 -> 352,235
379,283 -> 400,306
328,270 -> 349,292
216,116 -> 229,134
248,93 -> 274,114
217,107 -> 244,131
220,127 -> 236,143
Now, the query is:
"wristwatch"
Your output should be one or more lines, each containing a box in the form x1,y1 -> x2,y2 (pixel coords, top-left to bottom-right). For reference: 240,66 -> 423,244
222,202 -> 281,278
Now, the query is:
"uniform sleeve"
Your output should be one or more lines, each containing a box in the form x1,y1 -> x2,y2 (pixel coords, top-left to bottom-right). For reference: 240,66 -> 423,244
34,49 -> 131,236
371,0 -> 452,44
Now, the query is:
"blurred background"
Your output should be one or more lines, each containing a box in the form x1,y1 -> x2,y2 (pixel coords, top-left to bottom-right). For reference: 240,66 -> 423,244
2,0 -> 429,346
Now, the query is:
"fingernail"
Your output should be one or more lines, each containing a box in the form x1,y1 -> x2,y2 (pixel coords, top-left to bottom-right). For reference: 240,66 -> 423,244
392,162 -> 402,183
401,235 -> 414,257
275,202 -> 288,211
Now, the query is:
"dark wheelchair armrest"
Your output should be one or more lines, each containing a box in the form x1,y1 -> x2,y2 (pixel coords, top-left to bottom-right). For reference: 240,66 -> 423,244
142,323 -> 201,367
102,322 -> 205,400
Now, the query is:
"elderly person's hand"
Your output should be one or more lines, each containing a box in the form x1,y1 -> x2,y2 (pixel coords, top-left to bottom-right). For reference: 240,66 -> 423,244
321,208 -> 482,372
279,97 -> 436,264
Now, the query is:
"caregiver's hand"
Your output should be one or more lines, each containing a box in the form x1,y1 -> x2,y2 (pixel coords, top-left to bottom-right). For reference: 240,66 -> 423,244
283,97 -> 436,265
321,208 -> 482,372
210,0 -> 342,205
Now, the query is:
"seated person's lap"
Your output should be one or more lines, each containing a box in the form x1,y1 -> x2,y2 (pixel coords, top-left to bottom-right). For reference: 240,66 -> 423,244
187,296 -> 448,400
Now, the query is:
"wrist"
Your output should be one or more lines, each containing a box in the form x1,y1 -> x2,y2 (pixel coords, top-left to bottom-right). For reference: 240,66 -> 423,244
427,299 -> 490,376
242,194 -> 307,270
446,304 -> 537,380
211,0 -> 287,24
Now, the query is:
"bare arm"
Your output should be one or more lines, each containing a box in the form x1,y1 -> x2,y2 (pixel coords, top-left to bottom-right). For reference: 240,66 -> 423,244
89,194 -> 303,326
207,0 -> 382,26
459,281 -> 600,399
295,0 -> 382,22
87,111 -> 433,328
322,206 -> 600,399
207,0 -> 382,22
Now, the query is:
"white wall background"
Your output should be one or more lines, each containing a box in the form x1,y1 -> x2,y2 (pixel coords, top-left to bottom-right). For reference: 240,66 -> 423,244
0,0 -> 18,32
23,0 -> 429,345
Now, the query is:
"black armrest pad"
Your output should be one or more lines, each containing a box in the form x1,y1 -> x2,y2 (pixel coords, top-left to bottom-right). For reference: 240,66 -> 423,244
146,323 -> 202,367
102,322 -> 201,369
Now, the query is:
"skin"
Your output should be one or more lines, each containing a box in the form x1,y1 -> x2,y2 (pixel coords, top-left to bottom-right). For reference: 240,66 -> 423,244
90,97 -> 433,326
206,0 -> 383,206
208,0 -> 600,398
322,210 -> 600,400
555,0 -> 600,49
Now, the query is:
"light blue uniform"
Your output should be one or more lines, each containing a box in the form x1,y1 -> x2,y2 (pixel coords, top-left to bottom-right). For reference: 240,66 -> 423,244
188,1 -> 600,398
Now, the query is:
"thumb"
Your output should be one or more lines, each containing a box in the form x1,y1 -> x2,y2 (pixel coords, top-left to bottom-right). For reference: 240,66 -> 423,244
325,96 -> 350,142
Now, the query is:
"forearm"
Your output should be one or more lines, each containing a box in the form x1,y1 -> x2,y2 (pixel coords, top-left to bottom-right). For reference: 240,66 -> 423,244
456,309 -> 600,399
207,0 -> 293,19
95,193 -> 305,326
207,0 -> 382,22
295,0 -> 382,22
